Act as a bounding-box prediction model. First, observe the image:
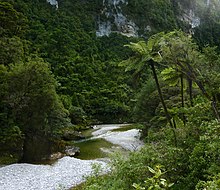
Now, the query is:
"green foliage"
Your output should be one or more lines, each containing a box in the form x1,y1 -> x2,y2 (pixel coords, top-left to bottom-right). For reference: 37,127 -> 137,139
0,1 -> 27,37
6,57 -> 66,132
186,120 -> 220,186
0,36 -> 25,65
69,106 -> 87,125
161,68 -> 187,89
198,46 -> 220,96
132,76 -> 158,122
83,149 -> 157,190
84,163 -> 106,190
125,0 -> 178,35
0,126 -> 23,147
75,29 -> 220,190
121,32 -> 165,70
1,0 -> 220,182
196,174 -> 220,190
133,165 -> 174,190
0,1 -> 27,66
0,56 -> 71,162
0,0 -> 139,163
82,140 -> 188,190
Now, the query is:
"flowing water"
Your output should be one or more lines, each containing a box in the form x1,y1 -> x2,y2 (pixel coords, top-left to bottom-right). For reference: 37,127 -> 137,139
0,124 -> 143,190
73,124 -> 141,160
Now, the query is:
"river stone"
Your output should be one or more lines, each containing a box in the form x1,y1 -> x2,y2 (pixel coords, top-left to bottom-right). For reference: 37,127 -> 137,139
49,152 -> 63,160
65,146 -> 80,157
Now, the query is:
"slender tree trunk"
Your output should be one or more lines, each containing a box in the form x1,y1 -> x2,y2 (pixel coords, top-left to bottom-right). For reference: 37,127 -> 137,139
194,80 -> 220,122
149,61 -> 171,125
149,61 -> 177,146
178,61 -> 220,122
181,75 -> 184,108
212,96 -> 220,122
181,75 -> 186,125
188,78 -> 193,107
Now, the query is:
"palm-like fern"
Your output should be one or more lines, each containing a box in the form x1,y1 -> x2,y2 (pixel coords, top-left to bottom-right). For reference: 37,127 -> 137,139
121,33 -> 175,133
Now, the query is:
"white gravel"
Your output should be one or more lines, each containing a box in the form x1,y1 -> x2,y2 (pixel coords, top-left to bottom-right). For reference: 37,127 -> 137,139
102,129 -> 144,151
0,124 -> 143,190
0,157 -> 107,190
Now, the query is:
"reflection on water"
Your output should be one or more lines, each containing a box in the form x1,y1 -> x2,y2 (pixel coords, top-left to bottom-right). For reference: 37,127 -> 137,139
74,138 -> 113,160
73,124 -> 137,160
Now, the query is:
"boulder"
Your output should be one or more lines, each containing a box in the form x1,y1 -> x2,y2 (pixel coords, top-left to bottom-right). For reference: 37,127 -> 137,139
49,152 -> 64,160
65,146 -> 80,157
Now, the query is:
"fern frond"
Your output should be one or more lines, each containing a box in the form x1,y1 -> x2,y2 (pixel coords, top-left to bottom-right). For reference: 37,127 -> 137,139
125,41 -> 149,55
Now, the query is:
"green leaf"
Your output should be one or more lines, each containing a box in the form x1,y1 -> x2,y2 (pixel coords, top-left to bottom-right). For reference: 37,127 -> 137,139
147,166 -> 156,174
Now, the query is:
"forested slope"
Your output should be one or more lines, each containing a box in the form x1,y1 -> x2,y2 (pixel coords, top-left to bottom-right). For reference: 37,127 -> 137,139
1,0 -> 220,179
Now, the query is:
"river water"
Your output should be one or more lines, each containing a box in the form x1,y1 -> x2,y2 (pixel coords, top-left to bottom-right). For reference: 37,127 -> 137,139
0,124 -> 143,190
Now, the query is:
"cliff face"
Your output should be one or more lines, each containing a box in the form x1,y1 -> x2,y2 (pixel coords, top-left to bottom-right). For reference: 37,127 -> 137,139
47,0 -> 58,8
96,0 -> 138,37
45,0 -> 220,38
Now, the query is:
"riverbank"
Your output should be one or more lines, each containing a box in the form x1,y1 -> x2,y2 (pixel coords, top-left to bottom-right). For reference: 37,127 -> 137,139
0,157 -> 107,190
0,124 -> 143,190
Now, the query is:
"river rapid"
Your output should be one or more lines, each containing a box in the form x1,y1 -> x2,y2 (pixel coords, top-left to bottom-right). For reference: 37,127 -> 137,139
0,124 -> 143,190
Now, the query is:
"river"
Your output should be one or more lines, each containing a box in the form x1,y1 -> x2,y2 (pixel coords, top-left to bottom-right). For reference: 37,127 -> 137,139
0,124 -> 143,190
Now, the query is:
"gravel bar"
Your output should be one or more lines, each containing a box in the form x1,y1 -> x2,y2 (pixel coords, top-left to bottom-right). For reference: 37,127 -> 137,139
0,124 -> 143,190
0,157 -> 107,190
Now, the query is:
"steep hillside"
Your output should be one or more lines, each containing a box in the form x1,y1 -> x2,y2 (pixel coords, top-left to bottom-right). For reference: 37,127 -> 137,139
1,0 -> 220,164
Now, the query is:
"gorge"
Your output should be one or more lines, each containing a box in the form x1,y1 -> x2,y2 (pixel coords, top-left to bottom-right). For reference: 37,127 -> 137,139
0,124 -> 143,190
1,0 -> 220,189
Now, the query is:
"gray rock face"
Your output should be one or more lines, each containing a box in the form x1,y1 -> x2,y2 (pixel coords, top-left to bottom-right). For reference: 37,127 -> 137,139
96,0 -> 138,37
46,0 -> 58,8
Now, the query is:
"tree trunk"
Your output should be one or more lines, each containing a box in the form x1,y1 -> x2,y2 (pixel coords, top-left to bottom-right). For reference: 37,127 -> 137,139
188,78 -> 193,107
181,75 -> 184,108
181,75 -> 186,125
212,96 -> 220,122
150,61 -> 171,125
149,61 -> 177,146
178,61 -> 220,122
194,80 -> 220,122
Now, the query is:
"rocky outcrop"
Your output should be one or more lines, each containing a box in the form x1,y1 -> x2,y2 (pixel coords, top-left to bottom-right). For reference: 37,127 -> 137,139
46,0 -> 58,9
96,0 -> 138,37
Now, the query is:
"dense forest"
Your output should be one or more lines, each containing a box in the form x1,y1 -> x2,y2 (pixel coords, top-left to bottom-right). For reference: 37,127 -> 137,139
1,0 -> 220,189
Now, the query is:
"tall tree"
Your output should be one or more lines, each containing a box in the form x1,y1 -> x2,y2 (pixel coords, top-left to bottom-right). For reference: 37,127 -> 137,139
121,33 -> 177,145
161,67 -> 188,124
161,31 -> 220,122
5,57 -> 70,161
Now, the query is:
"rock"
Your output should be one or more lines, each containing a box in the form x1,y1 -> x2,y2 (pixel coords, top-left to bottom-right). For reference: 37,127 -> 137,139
47,146 -> 80,161
62,131 -> 85,141
49,152 -> 63,160
65,146 -> 80,157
